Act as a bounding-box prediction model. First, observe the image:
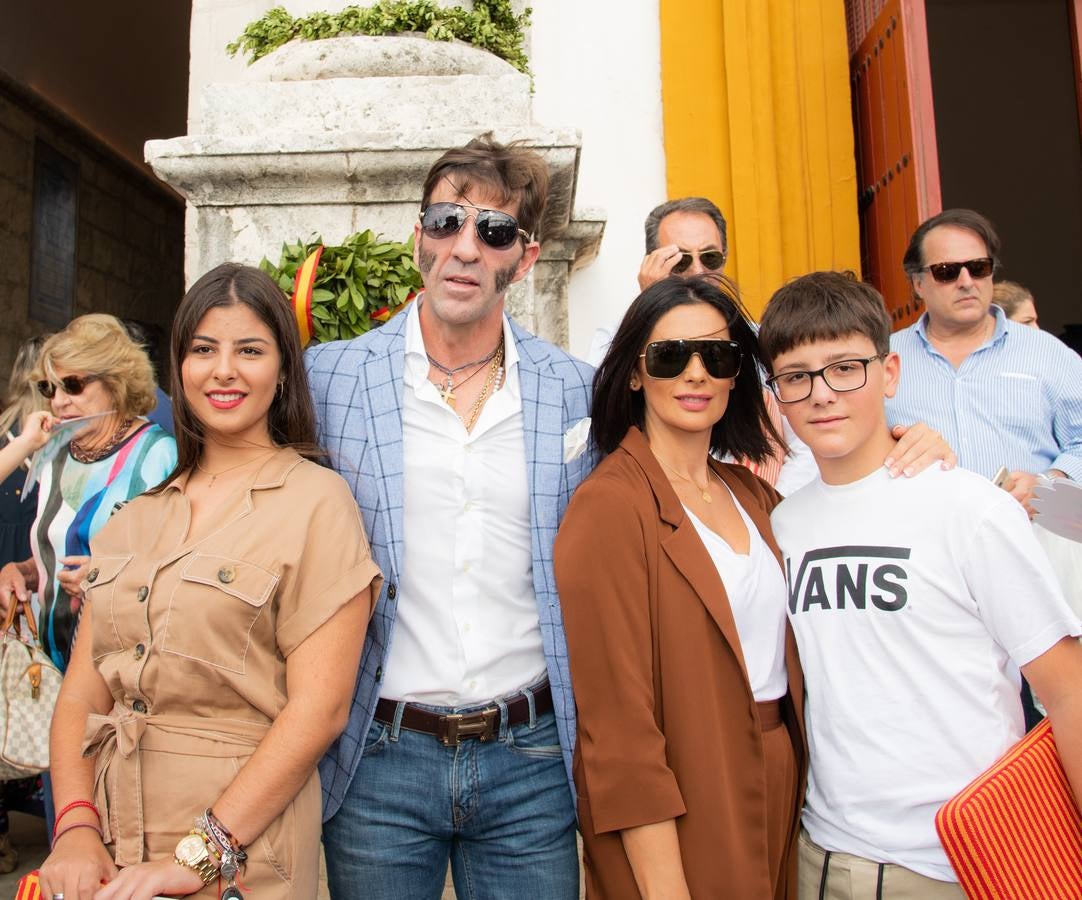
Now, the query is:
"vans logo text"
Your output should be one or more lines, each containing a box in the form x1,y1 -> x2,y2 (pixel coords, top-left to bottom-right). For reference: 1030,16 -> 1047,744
785,545 -> 911,614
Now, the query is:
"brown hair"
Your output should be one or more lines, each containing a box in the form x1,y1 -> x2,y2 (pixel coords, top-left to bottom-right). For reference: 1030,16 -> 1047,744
421,132 -> 550,240
33,314 -> 157,418
149,263 -> 318,492
991,281 -> 1034,318
0,334 -> 50,436
759,271 -> 892,365
902,208 -> 1001,277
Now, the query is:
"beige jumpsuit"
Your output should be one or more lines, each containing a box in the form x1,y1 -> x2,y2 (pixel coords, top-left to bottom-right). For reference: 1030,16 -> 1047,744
82,449 -> 381,898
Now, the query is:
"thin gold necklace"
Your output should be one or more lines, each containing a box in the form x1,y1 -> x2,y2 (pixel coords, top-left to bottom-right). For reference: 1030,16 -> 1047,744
656,455 -> 717,503
460,342 -> 505,432
195,450 -> 275,487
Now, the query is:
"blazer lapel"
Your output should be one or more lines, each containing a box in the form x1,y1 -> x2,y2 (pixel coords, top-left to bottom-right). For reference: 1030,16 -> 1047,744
516,325 -> 564,546
358,317 -> 407,578
619,430 -> 751,681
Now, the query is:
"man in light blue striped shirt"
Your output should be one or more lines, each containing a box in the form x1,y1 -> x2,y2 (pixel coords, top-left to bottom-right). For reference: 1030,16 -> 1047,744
887,209 -> 1082,515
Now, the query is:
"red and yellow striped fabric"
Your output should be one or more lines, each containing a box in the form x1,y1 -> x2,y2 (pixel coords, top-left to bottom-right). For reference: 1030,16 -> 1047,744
936,719 -> 1082,899
15,870 -> 42,900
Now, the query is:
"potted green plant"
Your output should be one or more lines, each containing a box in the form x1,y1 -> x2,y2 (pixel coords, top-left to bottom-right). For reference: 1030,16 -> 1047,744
260,230 -> 422,344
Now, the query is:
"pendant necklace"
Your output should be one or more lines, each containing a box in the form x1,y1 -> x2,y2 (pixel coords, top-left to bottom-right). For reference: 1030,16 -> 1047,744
460,342 -> 506,432
656,456 -> 716,503
195,451 -> 275,487
427,340 -> 503,407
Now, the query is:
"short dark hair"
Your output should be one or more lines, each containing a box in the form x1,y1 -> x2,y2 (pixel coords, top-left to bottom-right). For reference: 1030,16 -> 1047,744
759,271 -> 892,364
421,132 -> 550,240
902,208 -> 1001,277
644,197 -> 728,256
591,275 -> 781,460
150,263 -> 318,492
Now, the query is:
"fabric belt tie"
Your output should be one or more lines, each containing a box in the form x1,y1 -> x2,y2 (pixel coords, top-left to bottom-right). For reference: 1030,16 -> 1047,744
756,699 -> 783,731
82,704 -> 269,866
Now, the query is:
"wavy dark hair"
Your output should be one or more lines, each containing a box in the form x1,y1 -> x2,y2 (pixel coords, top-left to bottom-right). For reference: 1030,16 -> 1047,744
592,275 -> 781,460
149,263 -> 319,492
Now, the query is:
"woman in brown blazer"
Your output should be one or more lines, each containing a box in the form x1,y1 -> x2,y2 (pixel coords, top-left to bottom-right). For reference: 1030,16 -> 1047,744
555,276 -> 807,899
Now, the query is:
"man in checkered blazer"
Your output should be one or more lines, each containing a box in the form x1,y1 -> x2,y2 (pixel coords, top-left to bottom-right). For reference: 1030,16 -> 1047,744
307,135 -> 594,899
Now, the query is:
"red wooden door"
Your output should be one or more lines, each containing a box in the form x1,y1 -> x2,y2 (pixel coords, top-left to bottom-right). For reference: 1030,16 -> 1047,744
847,0 -> 941,329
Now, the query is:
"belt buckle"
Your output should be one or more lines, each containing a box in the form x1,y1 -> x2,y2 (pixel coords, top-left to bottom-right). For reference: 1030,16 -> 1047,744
440,707 -> 498,747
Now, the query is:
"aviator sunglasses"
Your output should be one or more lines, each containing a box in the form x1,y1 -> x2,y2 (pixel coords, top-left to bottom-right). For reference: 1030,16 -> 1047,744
640,339 -> 743,380
671,249 -> 726,274
419,202 -> 529,250
920,257 -> 994,283
36,373 -> 103,399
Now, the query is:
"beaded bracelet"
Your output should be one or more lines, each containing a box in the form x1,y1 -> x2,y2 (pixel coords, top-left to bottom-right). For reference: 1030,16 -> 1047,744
53,800 -> 101,837
52,820 -> 104,849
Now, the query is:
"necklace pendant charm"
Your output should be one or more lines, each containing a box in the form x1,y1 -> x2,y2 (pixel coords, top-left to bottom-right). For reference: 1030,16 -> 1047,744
702,491 -> 712,503
439,380 -> 457,407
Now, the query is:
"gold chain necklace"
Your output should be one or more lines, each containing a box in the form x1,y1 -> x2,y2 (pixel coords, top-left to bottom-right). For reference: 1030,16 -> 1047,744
460,342 -> 505,432
70,418 -> 136,463
195,450 -> 276,487
656,456 -> 718,503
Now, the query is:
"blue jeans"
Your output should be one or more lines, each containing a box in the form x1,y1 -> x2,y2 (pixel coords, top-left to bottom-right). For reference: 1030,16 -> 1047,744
323,692 -> 579,900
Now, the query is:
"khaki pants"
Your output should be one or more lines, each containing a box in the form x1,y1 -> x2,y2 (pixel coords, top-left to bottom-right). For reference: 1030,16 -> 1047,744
798,830 -> 965,899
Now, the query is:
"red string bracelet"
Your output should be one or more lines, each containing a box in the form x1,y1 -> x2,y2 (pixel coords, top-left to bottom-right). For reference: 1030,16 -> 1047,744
51,820 -> 104,849
53,800 -> 100,836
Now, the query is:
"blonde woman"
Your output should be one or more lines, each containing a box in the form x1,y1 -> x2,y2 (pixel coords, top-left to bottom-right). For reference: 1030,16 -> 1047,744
0,315 -> 177,672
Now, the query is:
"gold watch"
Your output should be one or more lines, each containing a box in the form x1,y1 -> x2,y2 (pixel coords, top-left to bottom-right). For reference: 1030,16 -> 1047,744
174,832 -> 219,885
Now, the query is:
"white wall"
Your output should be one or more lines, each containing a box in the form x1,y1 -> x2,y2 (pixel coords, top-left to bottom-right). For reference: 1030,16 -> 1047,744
530,3 -> 666,359
189,0 -> 667,358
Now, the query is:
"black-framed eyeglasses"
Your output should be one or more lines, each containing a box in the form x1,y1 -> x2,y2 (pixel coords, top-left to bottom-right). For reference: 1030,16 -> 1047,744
640,339 -> 743,380
671,249 -> 726,274
766,355 -> 885,403
419,202 -> 529,250
36,374 -> 103,399
920,257 -> 994,283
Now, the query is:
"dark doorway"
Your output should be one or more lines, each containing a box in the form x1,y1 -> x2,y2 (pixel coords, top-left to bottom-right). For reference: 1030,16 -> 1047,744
926,0 -> 1082,340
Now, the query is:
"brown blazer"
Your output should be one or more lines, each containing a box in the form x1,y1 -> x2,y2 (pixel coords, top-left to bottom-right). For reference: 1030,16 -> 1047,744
555,427 -> 807,899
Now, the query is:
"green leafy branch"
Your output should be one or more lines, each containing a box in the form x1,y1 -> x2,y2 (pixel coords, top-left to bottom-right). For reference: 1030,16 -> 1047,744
227,1 -> 532,76
260,230 -> 422,343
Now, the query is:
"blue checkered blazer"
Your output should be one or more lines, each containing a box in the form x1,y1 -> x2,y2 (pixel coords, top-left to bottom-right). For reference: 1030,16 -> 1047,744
305,310 -> 596,821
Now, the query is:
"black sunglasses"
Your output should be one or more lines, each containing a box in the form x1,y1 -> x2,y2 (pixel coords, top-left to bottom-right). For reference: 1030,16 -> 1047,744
671,249 -> 726,274
36,374 -> 103,399
419,202 -> 529,250
640,339 -> 742,380
921,257 -> 994,283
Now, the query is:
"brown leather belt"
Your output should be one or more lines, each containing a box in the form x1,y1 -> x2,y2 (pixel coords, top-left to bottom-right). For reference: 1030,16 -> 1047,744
757,699 -> 783,731
375,681 -> 553,747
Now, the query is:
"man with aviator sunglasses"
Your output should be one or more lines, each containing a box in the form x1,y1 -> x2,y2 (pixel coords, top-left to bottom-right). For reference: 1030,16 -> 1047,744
306,134 -> 593,899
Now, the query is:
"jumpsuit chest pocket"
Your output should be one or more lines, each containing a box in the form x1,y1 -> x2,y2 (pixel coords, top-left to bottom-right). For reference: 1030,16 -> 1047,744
162,554 -> 279,674
86,555 -> 134,661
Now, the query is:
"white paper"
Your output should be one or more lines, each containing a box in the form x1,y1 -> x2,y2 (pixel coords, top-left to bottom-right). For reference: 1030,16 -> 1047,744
1031,478 -> 1082,543
21,411 -> 115,499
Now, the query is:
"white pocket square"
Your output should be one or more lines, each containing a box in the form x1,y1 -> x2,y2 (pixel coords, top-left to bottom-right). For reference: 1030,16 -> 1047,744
563,417 -> 591,463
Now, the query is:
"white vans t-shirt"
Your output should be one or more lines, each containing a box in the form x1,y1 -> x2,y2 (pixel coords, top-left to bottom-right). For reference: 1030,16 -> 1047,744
770,465 -> 1081,881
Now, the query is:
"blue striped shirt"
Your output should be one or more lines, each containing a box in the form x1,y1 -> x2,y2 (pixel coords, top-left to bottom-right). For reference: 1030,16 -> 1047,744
887,305 -> 1082,482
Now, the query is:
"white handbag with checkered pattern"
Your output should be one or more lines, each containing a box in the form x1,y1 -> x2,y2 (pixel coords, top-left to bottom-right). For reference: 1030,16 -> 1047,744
0,597 -> 61,779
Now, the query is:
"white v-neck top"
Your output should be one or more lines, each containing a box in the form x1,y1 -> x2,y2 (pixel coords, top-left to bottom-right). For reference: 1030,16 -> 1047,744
684,487 -> 788,701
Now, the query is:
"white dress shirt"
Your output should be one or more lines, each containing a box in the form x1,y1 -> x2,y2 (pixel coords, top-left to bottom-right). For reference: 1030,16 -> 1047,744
381,303 -> 547,706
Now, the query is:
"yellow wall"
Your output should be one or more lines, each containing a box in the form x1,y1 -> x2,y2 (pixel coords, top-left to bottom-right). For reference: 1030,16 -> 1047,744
659,0 -> 861,317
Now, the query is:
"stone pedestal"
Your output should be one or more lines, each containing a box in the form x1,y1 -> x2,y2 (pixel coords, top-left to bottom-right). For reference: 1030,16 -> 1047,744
146,34 -> 604,348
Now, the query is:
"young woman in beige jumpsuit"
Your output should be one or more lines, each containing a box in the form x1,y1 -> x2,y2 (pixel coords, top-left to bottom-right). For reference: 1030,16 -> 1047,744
38,264 -> 382,900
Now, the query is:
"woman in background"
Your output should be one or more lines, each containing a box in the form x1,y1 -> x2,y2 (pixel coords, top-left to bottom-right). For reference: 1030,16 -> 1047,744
991,281 -> 1039,328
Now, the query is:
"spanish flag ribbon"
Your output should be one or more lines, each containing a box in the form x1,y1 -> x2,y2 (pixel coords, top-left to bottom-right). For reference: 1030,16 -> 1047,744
372,290 -> 418,324
291,246 -> 323,346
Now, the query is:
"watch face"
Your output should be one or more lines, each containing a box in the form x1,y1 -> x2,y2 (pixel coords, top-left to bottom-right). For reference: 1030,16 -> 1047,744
176,834 -> 208,863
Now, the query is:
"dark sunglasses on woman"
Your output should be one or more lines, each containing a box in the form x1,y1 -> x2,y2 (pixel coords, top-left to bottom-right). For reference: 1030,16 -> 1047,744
640,339 -> 743,380
36,374 -> 102,399
419,202 -> 529,250
919,257 -> 994,283
671,249 -> 726,274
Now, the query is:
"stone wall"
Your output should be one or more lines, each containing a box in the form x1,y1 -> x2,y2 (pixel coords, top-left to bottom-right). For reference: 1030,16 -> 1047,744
0,77 -> 185,383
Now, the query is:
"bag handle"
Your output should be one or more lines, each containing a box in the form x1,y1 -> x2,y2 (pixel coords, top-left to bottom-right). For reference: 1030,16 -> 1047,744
2,592 -> 40,641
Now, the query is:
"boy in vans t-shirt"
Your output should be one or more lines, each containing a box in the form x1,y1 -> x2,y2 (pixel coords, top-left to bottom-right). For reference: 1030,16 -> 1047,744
758,271 -> 1082,899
